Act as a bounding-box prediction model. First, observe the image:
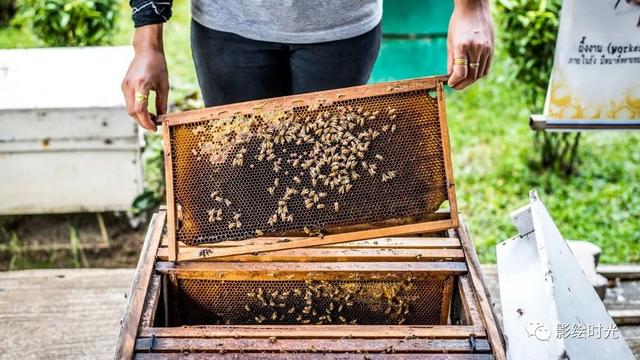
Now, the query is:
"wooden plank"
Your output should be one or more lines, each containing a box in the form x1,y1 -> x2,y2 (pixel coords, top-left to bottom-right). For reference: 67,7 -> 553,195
436,80 -> 459,228
159,76 -> 447,126
458,276 -> 483,327
178,219 -> 457,261
0,242 -> 110,252
135,354 -> 495,360
162,121 -> 177,262
157,247 -> 464,262
620,326 -> 640,358
440,276 -> 454,325
154,261 -> 467,281
456,220 -> 506,360
115,209 -> 167,360
610,310 -> 640,326
598,265 -> 640,280
134,337 -> 491,353
139,325 -> 486,339
604,279 -> 640,311
0,268 -> 135,360
166,237 -> 460,249
139,275 -> 161,329
322,237 -> 460,249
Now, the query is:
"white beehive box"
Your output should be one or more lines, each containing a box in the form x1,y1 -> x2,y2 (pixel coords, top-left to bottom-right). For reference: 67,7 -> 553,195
0,46 -> 143,214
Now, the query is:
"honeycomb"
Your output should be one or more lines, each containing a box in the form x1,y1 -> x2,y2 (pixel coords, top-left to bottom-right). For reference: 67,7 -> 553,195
167,82 -> 449,245
169,276 -> 452,326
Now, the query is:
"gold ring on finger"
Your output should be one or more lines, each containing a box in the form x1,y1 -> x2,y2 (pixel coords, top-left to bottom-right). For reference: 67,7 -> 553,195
469,62 -> 480,69
453,58 -> 468,65
135,91 -> 149,103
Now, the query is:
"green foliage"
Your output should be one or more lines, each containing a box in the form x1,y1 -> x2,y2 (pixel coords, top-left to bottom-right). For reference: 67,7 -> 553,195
13,0 -> 119,46
448,52 -> 640,264
495,0 -> 561,111
132,133 -> 166,215
495,0 -> 580,175
0,0 -> 17,26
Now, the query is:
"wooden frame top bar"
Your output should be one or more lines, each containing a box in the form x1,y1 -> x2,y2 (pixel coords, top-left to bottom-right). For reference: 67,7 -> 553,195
155,261 -> 467,281
159,76 -> 447,127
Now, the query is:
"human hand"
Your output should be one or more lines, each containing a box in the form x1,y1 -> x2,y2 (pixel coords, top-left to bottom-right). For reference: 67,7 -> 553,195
121,24 -> 168,131
446,0 -> 495,90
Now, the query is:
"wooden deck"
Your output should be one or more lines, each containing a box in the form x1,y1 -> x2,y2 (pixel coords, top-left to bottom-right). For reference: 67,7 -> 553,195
0,266 -> 637,359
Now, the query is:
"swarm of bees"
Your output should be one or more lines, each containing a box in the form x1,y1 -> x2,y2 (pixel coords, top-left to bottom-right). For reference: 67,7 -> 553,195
197,103 -> 401,234
237,277 -> 416,326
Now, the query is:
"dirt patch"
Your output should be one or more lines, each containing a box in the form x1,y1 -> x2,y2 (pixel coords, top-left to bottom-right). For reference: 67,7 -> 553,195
0,212 -> 147,270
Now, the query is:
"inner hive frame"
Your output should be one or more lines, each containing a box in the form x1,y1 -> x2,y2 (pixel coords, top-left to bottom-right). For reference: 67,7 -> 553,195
161,76 -> 458,261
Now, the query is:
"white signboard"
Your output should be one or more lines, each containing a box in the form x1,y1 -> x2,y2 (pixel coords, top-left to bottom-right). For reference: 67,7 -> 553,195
545,0 -> 640,120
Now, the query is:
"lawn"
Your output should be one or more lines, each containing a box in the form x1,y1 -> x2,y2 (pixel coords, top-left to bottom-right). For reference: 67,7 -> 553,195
1,1 -> 638,264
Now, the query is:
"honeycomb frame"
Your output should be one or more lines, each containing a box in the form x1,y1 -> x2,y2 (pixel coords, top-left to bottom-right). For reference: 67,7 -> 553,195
160,76 -> 458,261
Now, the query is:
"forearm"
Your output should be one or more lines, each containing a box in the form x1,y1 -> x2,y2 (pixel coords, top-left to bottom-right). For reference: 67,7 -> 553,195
130,0 -> 173,28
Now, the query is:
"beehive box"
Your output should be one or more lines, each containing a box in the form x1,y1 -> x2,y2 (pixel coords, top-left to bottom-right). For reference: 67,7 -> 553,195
115,76 -> 505,359
0,47 -> 143,214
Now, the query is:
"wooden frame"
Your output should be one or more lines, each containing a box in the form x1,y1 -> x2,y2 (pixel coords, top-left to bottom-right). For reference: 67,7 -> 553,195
158,76 -> 458,262
115,210 -> 505,359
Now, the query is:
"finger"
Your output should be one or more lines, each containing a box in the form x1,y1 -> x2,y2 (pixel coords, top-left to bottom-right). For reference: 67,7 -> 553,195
156,81 -> 169,117
122,80 -> 137,119
448,44 -> 469,88
467,44 -> 482,81
482,50 -> 493,78
478,50 -> 490,79
134,88 -> 157,131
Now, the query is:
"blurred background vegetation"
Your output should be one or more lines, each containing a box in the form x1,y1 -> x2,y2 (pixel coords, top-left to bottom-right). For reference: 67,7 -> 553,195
0,0 -> 638,266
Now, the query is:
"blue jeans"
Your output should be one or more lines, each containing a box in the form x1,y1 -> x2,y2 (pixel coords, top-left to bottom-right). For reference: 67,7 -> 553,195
191,19 -> 381,107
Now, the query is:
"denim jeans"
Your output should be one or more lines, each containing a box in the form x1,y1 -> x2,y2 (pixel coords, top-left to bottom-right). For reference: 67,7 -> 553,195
191,19 -> 381,107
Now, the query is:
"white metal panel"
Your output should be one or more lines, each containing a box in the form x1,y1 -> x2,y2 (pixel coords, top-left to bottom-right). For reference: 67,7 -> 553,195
497,190 -> 634,360
0,150 -> 143,215
497,232 -> 565,359
0,46 -> 133,110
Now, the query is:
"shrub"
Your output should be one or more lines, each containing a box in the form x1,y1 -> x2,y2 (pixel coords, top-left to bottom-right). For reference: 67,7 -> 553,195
14,0 -> 119,46
0,0 -> 17,26
495,0 -> 562,110
495,0 -> 580,175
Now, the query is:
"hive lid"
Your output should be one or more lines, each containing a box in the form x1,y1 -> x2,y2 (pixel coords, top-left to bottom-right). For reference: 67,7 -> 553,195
0,46 -> 132,110
160,76 -> 458,261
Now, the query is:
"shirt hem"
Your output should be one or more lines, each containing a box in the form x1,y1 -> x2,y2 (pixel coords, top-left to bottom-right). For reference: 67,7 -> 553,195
191,11 -> 382,44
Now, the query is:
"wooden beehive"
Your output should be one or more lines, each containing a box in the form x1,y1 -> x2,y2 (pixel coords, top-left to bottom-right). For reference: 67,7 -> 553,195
115,76 -> 505,359
0,47 -> 143,215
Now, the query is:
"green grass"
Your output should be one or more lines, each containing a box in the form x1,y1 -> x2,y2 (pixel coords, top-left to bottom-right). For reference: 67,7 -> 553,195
2,1 -> 638,264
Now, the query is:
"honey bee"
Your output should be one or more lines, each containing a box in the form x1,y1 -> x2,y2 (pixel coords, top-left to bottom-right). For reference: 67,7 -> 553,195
256,229 -> 264,236
334,202 -> 340,212
224,199 -> 232,207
